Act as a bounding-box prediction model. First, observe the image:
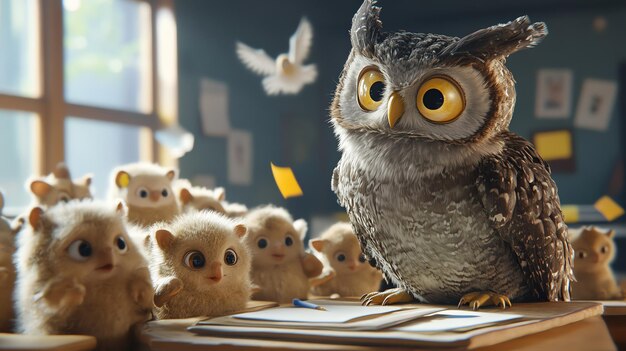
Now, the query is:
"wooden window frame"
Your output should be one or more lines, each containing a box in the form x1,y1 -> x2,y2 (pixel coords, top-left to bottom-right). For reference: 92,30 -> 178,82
0,0 -> 177,175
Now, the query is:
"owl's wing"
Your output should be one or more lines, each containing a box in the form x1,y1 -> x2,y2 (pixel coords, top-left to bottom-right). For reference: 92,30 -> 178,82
288,17 -> 313,64
235,42 -> 276,77
476,132 -> 573,301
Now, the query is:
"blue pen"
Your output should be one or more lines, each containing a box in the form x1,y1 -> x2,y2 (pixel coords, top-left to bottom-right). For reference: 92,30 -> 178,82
292,298 -> 327,311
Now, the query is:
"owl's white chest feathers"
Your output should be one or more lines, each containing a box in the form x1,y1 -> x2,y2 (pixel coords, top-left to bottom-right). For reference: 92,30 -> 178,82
334,132 -> 530,304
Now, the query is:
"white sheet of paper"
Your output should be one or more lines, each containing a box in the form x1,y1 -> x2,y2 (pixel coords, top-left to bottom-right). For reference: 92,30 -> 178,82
574,78 -> 617,131
199,78 -> 230,136
233,304 -> 403,324
227,130 -> 253,185
396,310 -> 522,332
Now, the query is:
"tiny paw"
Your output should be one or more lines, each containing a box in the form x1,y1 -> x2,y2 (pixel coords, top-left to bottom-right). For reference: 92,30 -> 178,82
59,282 -> 86,309
132,280 -> 155,309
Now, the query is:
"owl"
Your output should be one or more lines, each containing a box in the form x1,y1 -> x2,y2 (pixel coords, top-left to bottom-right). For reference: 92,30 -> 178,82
570,227 -> 622,300
331,0 -> 573,309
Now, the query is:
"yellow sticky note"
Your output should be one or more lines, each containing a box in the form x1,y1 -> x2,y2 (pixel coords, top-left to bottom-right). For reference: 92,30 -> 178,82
594,195 -> 625,222
271,163 -> 303,199
533,130 -> 572,161
561,205 -> 579,223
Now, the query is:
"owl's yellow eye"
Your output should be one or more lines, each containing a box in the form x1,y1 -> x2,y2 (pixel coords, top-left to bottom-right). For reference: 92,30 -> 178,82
416,76 -> 465,123
357,68 -> 386,111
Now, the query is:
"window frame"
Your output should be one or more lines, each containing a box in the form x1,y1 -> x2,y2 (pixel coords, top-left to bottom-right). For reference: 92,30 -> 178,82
0,0 -> 177,176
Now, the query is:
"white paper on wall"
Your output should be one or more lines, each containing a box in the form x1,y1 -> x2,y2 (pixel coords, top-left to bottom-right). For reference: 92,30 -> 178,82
574,79 -> 618,131
227,130 -> 253,186
535,69 -> 573,119
199,78 -> 230,136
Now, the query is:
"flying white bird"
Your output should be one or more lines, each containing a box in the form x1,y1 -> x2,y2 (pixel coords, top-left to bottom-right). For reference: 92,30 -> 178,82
236,17 -> 317,95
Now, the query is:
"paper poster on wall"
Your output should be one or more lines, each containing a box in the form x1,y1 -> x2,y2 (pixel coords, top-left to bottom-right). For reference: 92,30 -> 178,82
532,129 -> 575,173
199,78 -> 230,136
574,79 -> 617,131
227,130 -> 253,185
535,69 -> 573,119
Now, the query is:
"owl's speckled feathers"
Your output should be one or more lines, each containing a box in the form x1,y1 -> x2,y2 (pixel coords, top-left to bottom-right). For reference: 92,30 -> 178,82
331,0 -> 573,305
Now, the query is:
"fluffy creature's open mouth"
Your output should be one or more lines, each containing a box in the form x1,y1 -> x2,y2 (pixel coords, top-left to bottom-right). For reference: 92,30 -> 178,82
96,264 -> 114,272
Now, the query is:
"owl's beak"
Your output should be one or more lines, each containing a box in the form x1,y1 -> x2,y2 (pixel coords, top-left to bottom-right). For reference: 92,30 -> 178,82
387,92 -> 405,129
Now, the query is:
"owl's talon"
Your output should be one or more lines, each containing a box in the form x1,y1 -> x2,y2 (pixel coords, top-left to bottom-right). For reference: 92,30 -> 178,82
359,288 -> 414,306
458,291 -> 512,310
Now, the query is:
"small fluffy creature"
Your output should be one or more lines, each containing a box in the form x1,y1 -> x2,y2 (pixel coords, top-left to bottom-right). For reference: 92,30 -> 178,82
14,201 -> 153,350
243,206 -> 323,303
571,227 -> 622,300
174,179 -> 227,214
145,211 -> 251,319
109,163 -> 179,227
28,162 -> 92,207
0,191 -> 18,332
222,201 -> 249,218
236,17 -> 317,95
310,222 -> 382,297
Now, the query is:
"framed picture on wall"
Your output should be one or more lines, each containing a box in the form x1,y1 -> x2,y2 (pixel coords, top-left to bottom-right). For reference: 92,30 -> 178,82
535,69 -> 573,119
574,78 -> 618,131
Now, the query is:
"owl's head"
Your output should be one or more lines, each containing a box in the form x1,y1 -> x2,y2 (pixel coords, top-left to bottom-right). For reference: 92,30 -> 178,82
332,0 -> 547,144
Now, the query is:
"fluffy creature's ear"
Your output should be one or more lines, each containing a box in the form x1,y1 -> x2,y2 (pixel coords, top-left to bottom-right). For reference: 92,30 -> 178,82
155,229 -> 174,251
30,180 -> 52,197
233,224 -> 247,239
214,187 -> 226,202
115,171 -> 131,188
28,207 -> 44,230
53,162 -> 71,179
441,16 -> 547,61
309,238 -> 325,252
165,170 -> 176,181
79,174 -> 92,186
179,188 -> 193,205
115,201 -> 128,216
607,230 -> 616,238
293,219 -> 308,240
350,0 -> 382,56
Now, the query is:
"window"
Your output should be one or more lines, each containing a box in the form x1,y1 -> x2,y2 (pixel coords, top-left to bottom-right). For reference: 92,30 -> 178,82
0,0 -> 177,214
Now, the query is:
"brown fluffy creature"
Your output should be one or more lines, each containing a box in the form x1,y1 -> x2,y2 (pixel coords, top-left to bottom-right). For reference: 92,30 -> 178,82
310,222 -> 382,297
27,162 -> 92,208
14,201 -> 154,350
0,191 -> 19,332
571,227 -> 622,300
174,179 -> 248,218
145,211 -> 252,319
109,163 -> 179,227
242,206 -> 323,303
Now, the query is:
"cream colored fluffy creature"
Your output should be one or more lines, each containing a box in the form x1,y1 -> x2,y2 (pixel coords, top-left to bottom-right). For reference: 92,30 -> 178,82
310,222 -> 382,297
243,206 -> 323,303
0,191 -> 19,332
174,179 -> 248,218
174,179 -> 227,214
14,201 -> 154,350
145,211 -> 251,319
109,163 -> 179,227
571,227 -> 622,300
27,162 -> 92,208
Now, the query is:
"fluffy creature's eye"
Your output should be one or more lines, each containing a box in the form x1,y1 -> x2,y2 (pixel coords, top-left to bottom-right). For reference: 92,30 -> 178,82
357,68 -> 386,111
336,253 -> 346,262
184,251 -> 205,269
224,249 -> 238,266
137,187 -> 149,198
577,250 -> 587,259
416,76 -> 465,123
68,240 -> 92,261
161,189 -> 168,197
285,235 -> 294,247
257,238 -> 268,249
600,245 -> 609,254
358,253 -> 367,263
116,236 -> 127,252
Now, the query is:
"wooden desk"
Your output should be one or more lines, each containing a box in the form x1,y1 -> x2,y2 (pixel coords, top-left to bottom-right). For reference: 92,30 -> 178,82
139,302 -> 614,351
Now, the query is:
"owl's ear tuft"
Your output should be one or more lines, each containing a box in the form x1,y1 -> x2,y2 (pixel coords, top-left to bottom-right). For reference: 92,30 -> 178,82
442,16 -> 547,61
350,0 -> 382,56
